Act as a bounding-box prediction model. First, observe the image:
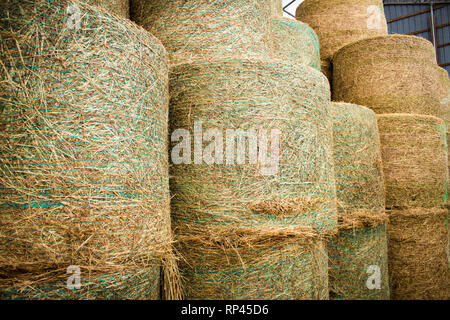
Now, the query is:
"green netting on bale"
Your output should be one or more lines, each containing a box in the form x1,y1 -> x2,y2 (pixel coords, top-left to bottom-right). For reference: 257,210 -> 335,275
178,226 -> 329,300
0,266 -> 160,300
328,224 -> 390,300
169,59 -> 337,235
271,17 -> 321,71
0,0 -> 171,299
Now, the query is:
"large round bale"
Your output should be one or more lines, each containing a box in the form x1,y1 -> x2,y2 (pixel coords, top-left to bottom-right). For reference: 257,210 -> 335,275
330,102 -> 385,214
333,35 -> 440,116
169,59 -> 337,235
270,0 -> 283,16
85,0 -> 129,18
130,0 -> 272,66
271,17 -> 321,70
0,0 -> 171,299
178,226 -> 329,299
296,0 -> 387,79
377,114 -> 448,208
387,207 -> 449,300
328,220 -> 390,300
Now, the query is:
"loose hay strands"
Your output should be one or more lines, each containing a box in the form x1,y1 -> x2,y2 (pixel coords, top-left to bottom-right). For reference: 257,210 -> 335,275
130,0 -> 272,66
387,207 -> 449,300
0,0 -> 174,299
169,59 -> 337,235
331,102 -> 385,215
333,35 -> 440,116
296,0 -> 387,77
377,114 -> 448,208
271,17 -> 321,70
85,0 -> 129,19
177,225 -> 329,300
328,221 -> 390,300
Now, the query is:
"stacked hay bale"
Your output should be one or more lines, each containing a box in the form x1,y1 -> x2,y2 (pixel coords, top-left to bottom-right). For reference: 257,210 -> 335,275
295,0 -> 387,81
0,0 -> 173,299
328,102 -> 389,300
332,33 -> 449,299
130,0 -> 272,66
437,67 -> 450,179
270,17 -> 321,71
169,59 -> 337,299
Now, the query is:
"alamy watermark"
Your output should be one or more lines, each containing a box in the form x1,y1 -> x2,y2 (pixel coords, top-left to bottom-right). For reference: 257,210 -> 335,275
366,265 -> 382,290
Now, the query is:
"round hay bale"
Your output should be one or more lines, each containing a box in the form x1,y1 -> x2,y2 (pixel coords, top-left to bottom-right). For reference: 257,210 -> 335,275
437,66 -> 450,101
330,102 -> 385,214
130,0 -> 272,66
270,0 -> 283,16
387,207 -> 450,300
328,220 -> 390,300
333,35 -> 440,116
377,114 -> 448,208
0,0 -> 170,299
178,226 -> 329,299
321,59 -> 332,82
85,0 -> 129,18
295,0 -> 387,70
169,59 -> 337,235
271,17 -> 321,70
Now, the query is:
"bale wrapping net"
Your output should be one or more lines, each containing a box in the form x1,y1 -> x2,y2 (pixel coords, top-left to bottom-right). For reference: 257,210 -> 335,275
333,35 -> 440,116
271,17 -> 321,71
296,0 -> 387,79
377,114 -> 448,208
178,226 -> 329,300
130,0 -> 272,66
85,0 -> 129,18
387,207 -> 449,300
0,0 -> 172,299
169,59 -> 337,235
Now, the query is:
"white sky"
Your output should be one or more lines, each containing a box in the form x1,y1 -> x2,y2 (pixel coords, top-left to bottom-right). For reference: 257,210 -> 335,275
282,0 -> 305,19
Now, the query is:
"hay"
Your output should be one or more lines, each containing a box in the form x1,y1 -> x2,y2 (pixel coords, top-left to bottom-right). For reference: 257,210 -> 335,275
177,225 -> 329,299
0,0 -> 173,299
169,59 -> 337,235
331,102 -> 385,214
321,59 -> 332,82
270,0 -> 283,16
130,0 -> 272,66
387,207 -> 449,300
296,0 -> 387,79
85,0 -> 129,19
377,114 -> 448,208
271,17 -> 321,70
333,35 -> 440,116
328,221 -> 390,300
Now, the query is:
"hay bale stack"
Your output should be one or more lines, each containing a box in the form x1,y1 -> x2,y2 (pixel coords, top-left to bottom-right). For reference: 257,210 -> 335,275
377,114 -> 448,208
271,17 -> 321,70
178,226 -> 329,299
169,59 -> 337,235
387,207 -> 449,300
0,0 -> 171,299
130,0 -> 272,66
85,0 -> 129,18
333,35 -> 440,116
296,0 -> 387,79
437,67 -> 450,180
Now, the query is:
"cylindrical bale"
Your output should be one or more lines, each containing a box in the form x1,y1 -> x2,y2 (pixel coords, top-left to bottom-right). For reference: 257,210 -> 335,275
377,114 -> 448,208
271,17 -> 321,70
130,0 -> 272,66
333,35 -> 440,116
387,207 -> 450,300
330,102 -> 385,214
270,0 -> 283,16
85,0 -> 129,18
321,59 -> 332,82
296,0 -> 387,79
437,66 -> 450,102
0,0 -> 170,299
169,59 -> 337,235
178,226 -> 329,299
437,67 -> 450,202
328,222 -> 390,300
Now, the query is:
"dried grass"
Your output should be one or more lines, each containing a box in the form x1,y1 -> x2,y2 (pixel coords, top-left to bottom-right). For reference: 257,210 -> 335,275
86,0 -> 129,18
377,114 -> 448,208
271,17 -> 321,70
0,0 -> 175,299
169,59 -> 337,235
333,35 -> 440,116
130,0 -> 272,66
387,207 -> 449,300
270,0 -> 283,16
177,225 -> 329,300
